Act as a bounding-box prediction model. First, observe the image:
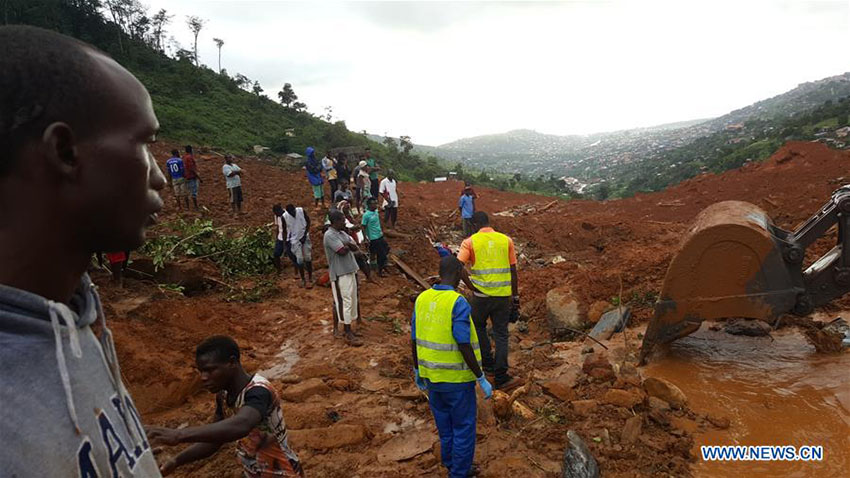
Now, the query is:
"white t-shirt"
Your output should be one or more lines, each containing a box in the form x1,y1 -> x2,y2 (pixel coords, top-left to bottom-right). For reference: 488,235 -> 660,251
283,207 -> 307,244
274,215 -> 285,241
379,178 -> 398,206
222,163 -> 242,189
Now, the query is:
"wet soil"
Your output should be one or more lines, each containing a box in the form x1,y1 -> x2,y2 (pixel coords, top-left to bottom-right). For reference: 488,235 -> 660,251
94,141 -> 850,477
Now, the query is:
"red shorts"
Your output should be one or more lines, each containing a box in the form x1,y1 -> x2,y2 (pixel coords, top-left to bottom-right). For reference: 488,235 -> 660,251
105,252 -> 126,264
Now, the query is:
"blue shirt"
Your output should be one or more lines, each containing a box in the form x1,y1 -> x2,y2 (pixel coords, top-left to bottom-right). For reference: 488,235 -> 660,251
459,194 -> 475,219
411,285 -> 474,391
166,156 -> 185,180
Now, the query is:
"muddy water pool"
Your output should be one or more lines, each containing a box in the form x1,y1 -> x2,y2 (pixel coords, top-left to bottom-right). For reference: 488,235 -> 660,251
644,322 -> 849,477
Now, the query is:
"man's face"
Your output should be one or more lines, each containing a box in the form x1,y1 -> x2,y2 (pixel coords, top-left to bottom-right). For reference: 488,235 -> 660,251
196,354 -> 235,393
331,216 -> 346,230
368,200 -> 377,211
71,53 -> 165,253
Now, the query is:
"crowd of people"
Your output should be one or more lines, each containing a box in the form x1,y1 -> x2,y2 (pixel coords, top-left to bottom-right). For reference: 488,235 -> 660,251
1,26 -> 523,478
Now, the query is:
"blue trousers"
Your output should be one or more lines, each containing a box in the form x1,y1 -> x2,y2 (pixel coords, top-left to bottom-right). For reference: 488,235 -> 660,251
428,383 -> 477,478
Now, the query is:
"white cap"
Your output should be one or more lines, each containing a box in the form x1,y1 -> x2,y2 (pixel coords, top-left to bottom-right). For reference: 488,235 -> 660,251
359,160 -> 367,168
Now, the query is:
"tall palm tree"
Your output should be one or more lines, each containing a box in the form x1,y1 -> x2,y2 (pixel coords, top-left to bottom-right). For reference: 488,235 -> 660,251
213,37 -> 224,74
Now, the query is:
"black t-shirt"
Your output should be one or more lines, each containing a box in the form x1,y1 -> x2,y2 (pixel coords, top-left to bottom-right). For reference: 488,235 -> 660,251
216,385 -> 273,419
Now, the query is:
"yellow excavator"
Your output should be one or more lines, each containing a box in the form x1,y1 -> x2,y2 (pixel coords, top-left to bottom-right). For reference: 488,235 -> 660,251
639,187 -> 850,363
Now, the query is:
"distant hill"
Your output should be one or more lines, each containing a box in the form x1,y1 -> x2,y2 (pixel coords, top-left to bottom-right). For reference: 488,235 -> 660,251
423,72 -> 850,197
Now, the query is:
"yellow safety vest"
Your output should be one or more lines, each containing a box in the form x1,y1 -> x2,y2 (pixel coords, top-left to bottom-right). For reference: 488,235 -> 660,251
469,231 -> 513,297
414,288 -> 482,383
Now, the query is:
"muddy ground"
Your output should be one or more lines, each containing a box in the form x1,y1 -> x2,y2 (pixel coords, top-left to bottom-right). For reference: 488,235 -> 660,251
95,141 -> 850,477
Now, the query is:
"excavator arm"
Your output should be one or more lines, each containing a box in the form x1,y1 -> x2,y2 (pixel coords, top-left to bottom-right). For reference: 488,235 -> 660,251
639,186 -> 850,363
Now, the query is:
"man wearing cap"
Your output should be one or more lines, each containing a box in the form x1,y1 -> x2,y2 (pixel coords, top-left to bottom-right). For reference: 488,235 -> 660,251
457,211 -> 523,391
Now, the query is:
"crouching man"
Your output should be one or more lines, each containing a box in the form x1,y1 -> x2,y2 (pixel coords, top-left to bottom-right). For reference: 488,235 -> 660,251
411,256 -> 493,478
149,336 -> 303,477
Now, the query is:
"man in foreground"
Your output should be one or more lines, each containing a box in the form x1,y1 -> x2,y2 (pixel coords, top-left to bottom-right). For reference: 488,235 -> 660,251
149,336 -> 303,477
458,211 -> 523,391
284,204 -> 313,288
0,25 -> 164,476
412,256 -> 493,478
324,210 -> 365,346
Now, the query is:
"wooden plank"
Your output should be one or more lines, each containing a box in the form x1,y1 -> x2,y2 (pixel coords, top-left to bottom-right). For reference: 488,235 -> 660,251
385,229 -> 413,240
390,254 -> 431,290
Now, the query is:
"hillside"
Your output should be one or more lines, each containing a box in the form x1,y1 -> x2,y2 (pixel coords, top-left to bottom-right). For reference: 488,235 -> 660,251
425,73 -> 850,197
4,0 -> 448,182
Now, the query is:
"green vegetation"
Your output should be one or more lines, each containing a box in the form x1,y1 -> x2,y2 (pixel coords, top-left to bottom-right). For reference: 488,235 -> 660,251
6,0 -> 449,182
140,218 -> 274,276
609,96 -> 850,198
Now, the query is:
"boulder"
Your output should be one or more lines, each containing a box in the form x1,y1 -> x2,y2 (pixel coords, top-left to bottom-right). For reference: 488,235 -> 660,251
582,352 -> 615,382
588,307 -> 631,341
587,301 -> 611,324
280,378 -> 332,402
542,365 -> 582,402
288,424 -> 368,450
570,399 -> 598,416
620,416 -> 642,445
647,396 -> 670,411
376,430 -> 436,463
643,377 -> 687,409
562,430 -> 600,478
724,319 -> 771,337
602,388 -> 644,409
707,414 -> 731,430
547,287 -> 586,337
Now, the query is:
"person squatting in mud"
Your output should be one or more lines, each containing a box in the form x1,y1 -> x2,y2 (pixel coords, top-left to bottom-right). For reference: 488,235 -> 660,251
0,25 -> 165,477
149,336 -> 304,477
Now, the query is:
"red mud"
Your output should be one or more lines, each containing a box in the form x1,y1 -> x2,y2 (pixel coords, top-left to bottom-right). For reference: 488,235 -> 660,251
94,141 -> 850,477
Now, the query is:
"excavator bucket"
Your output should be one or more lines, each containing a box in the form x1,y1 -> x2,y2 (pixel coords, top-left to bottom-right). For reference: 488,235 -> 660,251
639,201 -> 805,362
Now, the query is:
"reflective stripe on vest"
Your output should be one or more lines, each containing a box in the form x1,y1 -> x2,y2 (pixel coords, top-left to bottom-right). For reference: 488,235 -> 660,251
414,288 -> 481,383
469,231 -> 512,297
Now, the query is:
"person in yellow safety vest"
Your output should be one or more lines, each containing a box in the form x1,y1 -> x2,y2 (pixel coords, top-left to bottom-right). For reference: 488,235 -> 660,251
411,256 -> 493,478
457,211 -> 524,391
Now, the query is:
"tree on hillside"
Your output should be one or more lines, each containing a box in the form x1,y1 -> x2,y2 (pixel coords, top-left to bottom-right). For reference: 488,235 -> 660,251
252,81 -> 264,102
213,37 -> 224,73
234,73 -> 251,91
383,136 -> 398,154
399,135 -> 413,155
175,48 -> 196,64
278,83 -> 297,108
151,9 -> 172,52
104,0 -> 146,53
323,106 -> 333,122
292,101 -> 307,112
186,15 -> 205,67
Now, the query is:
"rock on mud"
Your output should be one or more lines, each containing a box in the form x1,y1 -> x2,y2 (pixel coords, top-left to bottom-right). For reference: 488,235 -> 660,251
724,318 -> 772,337
582,351 -> 615,382
643,377 -> 687,409
621,416 -> 642,445
377,430 -> 436,463
280,378 -> 331,402
547,287 -> 586,337
602,388 -> 644,409
542,365 -> 582,402
587,301 -> 611,324
562,430 -> 600,478
288,424 -> 368,450
589,307 -> 630,341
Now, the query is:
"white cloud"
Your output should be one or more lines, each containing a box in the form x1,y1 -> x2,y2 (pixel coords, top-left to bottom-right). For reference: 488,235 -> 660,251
144,0 -> 850,145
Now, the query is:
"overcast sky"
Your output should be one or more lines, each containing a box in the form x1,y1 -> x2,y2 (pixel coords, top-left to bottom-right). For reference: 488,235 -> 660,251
144,0 -> 850,145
